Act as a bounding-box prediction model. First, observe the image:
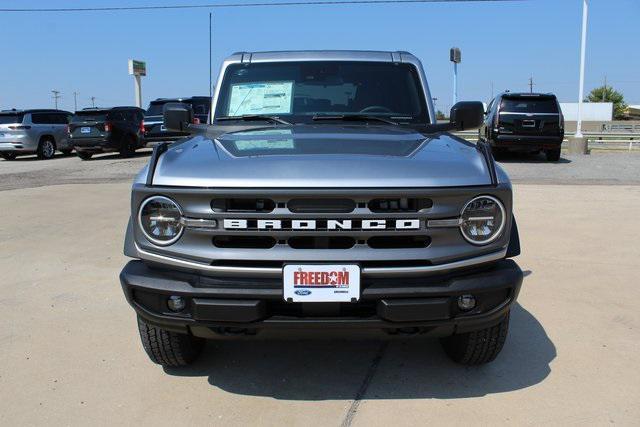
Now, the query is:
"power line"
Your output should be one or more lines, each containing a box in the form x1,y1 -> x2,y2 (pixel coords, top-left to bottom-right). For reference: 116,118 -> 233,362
0,0 -> 521,12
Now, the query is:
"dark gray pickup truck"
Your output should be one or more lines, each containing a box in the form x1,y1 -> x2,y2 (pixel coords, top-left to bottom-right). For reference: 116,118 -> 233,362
120,51 -> 523,368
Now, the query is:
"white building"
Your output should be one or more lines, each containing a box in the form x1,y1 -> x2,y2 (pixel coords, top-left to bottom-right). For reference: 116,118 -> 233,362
560,102 -> 613,121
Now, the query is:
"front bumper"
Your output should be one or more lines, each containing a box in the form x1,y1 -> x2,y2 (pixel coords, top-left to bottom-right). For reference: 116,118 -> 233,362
120,259 -> 523,338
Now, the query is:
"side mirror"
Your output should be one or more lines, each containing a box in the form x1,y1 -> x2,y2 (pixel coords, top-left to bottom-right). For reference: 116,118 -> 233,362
163,102 -> 194,132
449,101 -> 484,131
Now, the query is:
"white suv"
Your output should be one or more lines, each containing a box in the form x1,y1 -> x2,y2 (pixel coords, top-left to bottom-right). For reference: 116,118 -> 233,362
0,109 -> 73,160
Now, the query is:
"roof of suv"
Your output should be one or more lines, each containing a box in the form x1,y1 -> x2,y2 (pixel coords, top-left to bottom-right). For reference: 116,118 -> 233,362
0,109 -> 71,114
150,97 -> 210,103
225,50 -> 418,64
499,92 -> 557,98
76,107 -> 144,113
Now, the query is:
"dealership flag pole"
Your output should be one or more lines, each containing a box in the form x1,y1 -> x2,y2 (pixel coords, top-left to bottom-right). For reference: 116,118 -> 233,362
575,0 -> 588,138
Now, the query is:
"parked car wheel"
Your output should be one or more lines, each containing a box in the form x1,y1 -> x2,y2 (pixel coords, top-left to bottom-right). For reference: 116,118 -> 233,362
77,152 -> 93,161
137,316 -> 204,367
440,312 -> 510,365
37,138 -> 56,160
545,148 -> 561,162
1,153 -> 17,161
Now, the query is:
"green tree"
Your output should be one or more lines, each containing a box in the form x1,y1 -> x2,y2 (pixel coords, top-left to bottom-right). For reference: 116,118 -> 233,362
586,85 -> 628,120
436,110 -> 447,120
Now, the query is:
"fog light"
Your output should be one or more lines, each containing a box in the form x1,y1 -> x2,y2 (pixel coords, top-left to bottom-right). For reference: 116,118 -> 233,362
167,295 -> 186,312
457,294 -> 476,311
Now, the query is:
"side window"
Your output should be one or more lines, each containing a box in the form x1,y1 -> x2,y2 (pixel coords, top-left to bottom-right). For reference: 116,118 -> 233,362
53,113 -> 68,124
31,113 -> 48,124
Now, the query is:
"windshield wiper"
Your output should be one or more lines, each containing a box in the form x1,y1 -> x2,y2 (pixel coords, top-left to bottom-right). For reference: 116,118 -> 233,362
216,115 -> 292,125
312,114 -> 398,125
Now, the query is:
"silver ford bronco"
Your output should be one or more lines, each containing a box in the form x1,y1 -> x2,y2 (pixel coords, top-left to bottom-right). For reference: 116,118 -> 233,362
120,51 -> 522,367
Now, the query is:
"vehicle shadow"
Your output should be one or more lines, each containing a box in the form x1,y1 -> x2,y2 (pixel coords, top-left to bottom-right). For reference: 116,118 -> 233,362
494,151 -> 572,164
164,303 -> 555,400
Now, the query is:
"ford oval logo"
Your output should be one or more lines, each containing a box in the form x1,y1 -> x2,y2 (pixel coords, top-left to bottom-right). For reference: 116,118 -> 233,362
294,289 -> 312,296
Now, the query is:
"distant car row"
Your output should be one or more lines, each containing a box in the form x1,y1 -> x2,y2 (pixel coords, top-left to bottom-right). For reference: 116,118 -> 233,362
0,96 -> 211,161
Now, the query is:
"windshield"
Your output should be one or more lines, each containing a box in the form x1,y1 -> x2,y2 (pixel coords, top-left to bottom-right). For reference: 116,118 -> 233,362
146,102 -> 168,116
0,113 -> 24,124
214,61 -> 429,124
72,112 -> 107,122
500,97 -> 559,114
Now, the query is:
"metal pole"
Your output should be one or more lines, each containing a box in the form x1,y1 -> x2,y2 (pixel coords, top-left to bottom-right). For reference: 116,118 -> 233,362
575,0 -> 588,138
209,12 -> 212,99
134,75 -> 142,108
73,92 -> 78,111
453,62 -> 458,105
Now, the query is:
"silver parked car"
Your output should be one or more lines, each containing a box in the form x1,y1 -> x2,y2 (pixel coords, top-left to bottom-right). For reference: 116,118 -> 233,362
120,51 -> 523,368
0,109 -> 73,160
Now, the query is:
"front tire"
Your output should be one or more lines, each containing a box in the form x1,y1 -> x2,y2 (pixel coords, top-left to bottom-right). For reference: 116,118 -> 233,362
440,312 -> 510,365
77,151 -> 93,161
137,316 -> 204,367
119,136 -> 136,158
37,138 -> 56,160
545,148 -> 561,162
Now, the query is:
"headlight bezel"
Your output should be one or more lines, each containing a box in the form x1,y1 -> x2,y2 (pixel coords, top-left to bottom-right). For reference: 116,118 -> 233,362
459,195 -> 507,246
138,195 -> 184,246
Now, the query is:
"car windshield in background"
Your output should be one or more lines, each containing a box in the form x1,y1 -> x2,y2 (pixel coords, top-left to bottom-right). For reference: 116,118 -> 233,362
146,103 -> 169,116
500,97 -> 559,114
72,112 -> 107,122
0,114 -> 24,124
214,61 -> 428,123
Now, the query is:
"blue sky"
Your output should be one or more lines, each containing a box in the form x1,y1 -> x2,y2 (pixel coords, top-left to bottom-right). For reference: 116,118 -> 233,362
0,0 -> 638,112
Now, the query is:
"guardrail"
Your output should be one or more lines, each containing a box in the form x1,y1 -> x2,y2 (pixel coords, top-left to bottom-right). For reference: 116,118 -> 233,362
452,131 -> 640,151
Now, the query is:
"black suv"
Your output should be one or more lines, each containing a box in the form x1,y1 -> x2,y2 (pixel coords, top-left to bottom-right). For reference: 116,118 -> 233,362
69,107 -> 145,160
481,93 -> 564,161
143,97 -> 210,145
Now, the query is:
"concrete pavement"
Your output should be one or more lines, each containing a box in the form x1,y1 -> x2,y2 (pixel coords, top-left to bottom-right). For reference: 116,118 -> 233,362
1,182 -> 638,425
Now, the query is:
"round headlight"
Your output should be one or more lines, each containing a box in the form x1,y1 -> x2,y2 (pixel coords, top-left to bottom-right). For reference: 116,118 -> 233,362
138,196 -> 184,246
460,195 -> 506,245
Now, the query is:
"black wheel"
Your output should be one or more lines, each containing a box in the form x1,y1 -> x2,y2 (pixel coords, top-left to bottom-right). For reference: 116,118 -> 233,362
1,153 -> 17,161
137,316 -> 204,367
440,312 -> 510,365
37,138 -> 56,160
545,148 -> 561,162
77,151 -> 93,161
61,149 -> 73,156
119,136 -> 136,158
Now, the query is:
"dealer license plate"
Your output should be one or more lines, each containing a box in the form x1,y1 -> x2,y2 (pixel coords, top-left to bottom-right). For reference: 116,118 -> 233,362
80,127 -> 91,134
283,264 -> 360,303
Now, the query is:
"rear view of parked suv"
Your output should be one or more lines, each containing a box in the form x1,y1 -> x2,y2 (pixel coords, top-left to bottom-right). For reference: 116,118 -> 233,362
481,93 -> 564,161
0,109 -> 73,160
69,107 -> 145,160
143,97 -> 210,145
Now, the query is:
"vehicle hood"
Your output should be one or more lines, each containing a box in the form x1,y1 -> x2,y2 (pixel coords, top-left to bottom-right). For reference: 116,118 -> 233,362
150,125 -> 492,188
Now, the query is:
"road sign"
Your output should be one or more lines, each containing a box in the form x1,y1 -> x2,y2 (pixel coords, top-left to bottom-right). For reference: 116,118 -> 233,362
128,59 -> 147,76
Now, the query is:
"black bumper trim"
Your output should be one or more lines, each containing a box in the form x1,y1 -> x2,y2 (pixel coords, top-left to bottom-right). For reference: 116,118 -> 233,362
120,259 -> 522,334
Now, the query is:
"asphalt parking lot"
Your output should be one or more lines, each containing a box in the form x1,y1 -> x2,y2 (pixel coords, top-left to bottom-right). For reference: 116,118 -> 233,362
1,151 -> 639,425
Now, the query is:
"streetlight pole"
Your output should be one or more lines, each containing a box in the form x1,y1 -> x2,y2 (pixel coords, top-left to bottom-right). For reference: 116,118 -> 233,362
575,0 -> 588,138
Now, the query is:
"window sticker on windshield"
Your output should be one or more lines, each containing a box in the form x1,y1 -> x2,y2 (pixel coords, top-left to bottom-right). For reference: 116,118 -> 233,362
228,81 -> 294,116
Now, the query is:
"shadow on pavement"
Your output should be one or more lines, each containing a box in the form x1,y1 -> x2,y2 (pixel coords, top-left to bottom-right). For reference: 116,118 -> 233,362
165,303 -> 555,400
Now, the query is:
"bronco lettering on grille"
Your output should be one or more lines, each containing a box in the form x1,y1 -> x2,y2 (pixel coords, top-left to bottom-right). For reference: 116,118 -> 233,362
223,219 -> 420,231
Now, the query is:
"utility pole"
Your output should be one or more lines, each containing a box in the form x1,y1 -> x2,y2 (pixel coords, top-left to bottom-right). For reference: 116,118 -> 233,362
51,90 -> 61,109
90,96 -> 96,108
602,75 -> 607,102
73,91 -> 78,111
528,76 -> 534,94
